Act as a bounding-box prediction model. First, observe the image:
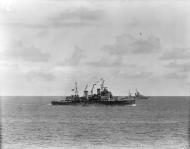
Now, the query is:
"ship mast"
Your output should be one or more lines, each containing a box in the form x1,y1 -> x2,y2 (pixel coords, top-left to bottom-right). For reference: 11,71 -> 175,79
84,84 -> 88,91
128,90 -> 132,97
75,82 -> 78,96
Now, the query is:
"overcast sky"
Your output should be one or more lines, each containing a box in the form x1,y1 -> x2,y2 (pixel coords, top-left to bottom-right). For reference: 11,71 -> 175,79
0,0 -> 190,96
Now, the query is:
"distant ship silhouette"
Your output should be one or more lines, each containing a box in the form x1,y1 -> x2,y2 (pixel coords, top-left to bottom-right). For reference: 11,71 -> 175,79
134,89 -> 149,99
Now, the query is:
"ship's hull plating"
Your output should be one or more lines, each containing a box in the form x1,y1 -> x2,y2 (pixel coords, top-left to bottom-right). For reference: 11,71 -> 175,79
51,99 -> 135,106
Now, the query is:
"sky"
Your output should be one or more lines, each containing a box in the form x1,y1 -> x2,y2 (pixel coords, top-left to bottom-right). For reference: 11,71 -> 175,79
0,0 -> 190,96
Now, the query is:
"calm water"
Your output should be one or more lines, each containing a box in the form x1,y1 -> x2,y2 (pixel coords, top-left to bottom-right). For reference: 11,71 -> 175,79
1,96 -> 190,149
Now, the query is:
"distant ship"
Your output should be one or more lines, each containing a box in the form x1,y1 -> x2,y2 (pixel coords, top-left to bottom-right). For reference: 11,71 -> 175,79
51,79 -> 135,106
134,89 -> 149,99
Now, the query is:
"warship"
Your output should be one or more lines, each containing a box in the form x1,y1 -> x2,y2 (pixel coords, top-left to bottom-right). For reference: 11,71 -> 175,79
134,89 -> 149,99
51,79 -> 135,105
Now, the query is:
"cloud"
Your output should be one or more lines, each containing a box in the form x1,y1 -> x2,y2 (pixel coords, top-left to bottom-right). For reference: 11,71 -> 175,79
86,55 -> 125,68
54,7 -> 104,22
59,46 -> 85,66
116,70 -> 153,79
164,60 -> 190,81
160,47 -> 190,60
87,33 -> 161,68
164,71 -> 188,80
102,34 -> 161,55
4,40 -> 50,62
49,7 -> 105,27
165,61 -> 190,72
26,70 -> 55,81
1,7 -> 105,28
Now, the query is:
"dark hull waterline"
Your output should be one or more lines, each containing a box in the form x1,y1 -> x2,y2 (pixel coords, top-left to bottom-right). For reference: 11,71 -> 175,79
51,100 -> 135,106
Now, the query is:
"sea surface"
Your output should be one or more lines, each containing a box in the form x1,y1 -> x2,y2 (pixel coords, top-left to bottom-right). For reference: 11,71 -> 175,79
0,96 -> 190,149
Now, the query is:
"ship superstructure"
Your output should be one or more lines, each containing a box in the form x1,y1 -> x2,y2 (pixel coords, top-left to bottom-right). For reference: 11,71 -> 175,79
51,79 -> 135,105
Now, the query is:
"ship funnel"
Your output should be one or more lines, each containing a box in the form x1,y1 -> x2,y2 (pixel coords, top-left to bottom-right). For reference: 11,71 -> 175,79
97,88 -> 101,95
84,91 -> 88,100
83,84 -> 88,100
91,83 -> 96,95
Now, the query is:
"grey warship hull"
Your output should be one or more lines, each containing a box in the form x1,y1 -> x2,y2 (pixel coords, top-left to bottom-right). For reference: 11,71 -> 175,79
51,99 -> 135,106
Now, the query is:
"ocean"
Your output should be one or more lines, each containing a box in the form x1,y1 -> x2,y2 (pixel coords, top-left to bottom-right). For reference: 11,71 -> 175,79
1,96 -> 189,149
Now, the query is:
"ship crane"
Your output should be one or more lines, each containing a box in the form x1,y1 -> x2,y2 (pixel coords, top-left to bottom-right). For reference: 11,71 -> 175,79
84,84 -> 88,91
83,84 -> 88,96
